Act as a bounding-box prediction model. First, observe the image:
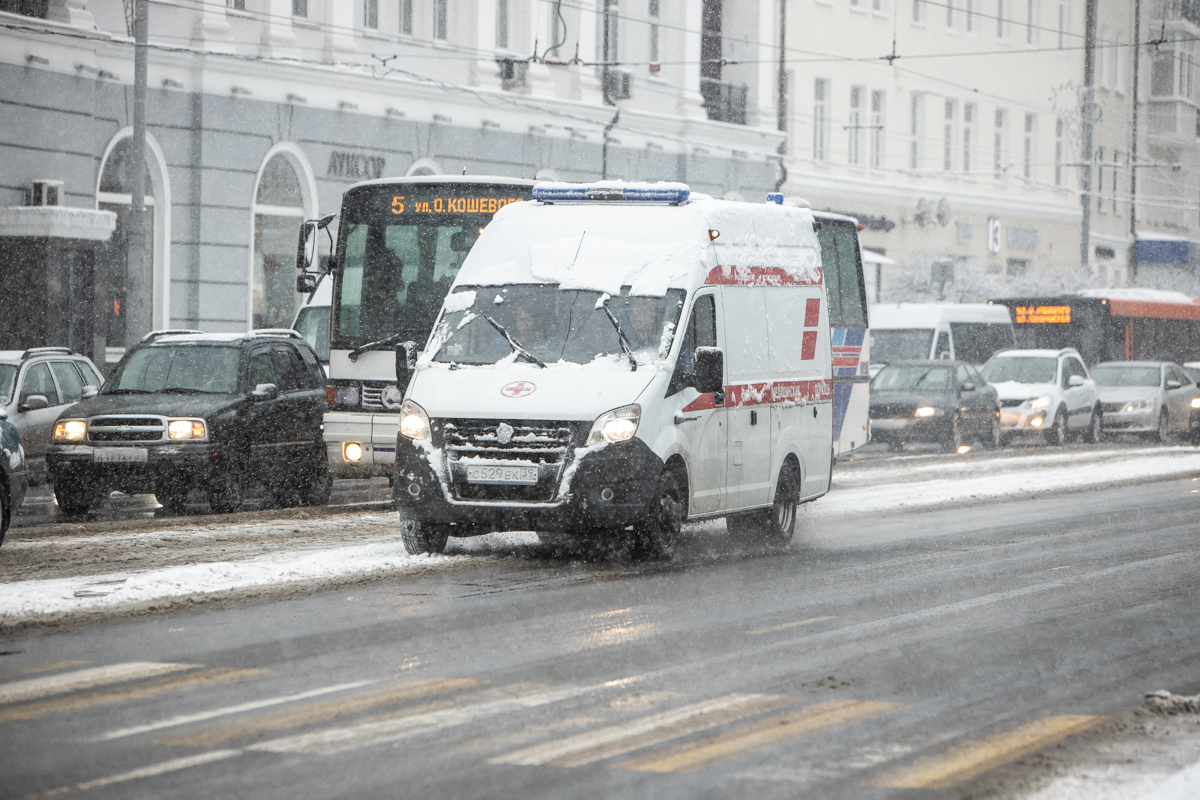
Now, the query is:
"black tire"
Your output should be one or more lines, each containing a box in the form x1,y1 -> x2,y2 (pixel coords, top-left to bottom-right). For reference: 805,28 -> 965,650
55,478 -> 102,517
155,480 -> 191,515
207,467 -> 244,514
943,415 -> 964,453
728,462 -> 801,546
1086,405 -> 1103,444
1156,408 -> 1170,444
982,412 -> 1001,450
400,514 -> 450,555
632,469 -> 685,561
1045,407 -> 1067,446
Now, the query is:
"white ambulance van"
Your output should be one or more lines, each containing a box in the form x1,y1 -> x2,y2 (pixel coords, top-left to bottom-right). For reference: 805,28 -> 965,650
391,182 -> 834,560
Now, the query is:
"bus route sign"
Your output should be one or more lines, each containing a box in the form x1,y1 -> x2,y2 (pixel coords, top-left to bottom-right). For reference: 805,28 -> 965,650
1015,305 -> 1071,324
390,195 -> 525,215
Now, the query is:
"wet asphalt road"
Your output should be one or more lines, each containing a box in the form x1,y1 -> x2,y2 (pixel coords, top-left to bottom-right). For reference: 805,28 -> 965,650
3,474 -> 1199,800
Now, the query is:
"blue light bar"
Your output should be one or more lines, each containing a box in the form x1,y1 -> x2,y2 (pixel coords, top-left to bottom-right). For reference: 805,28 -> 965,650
767,193 -> 783,205
532,181 -> 690,204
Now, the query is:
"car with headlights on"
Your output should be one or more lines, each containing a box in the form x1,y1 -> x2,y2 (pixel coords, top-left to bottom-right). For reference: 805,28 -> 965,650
0,408 -> 29,545
1092,361 -> 1200,443
869,360 -> 1001,452
46,330 -> 330,516
980,348 -> 1101,446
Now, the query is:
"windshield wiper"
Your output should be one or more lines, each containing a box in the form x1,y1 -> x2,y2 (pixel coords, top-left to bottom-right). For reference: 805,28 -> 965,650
348,332 -> 407,362
598,299 -> 638,371
482,315 -> 547,369
160,387 -> 219,394
104,389 -> 152,394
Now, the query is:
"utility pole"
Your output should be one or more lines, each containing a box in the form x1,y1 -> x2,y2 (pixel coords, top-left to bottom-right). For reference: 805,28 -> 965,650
126,0 -> 151,347
774,0 -> 788,192
1129,0 -> 1141,281
600,0 -> 614,179
1080,0 -> 1098,278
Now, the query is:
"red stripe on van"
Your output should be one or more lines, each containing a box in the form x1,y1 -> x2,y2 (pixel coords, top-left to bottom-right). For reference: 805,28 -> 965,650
681,379 -> 833,412
804,298 -> 821,327
703,266 -> 824,287
801,330 -> 818,359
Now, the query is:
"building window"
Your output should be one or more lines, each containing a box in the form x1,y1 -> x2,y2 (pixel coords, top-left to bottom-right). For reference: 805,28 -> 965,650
946,0 -> 955,30
227,0 -> 245,9
849,86 -> 864,166
870,90 -> 886,168
433,0 -> 447,40
966,0 -> 976,32
1114,33 -> 1125,91
873,0 -> 885,12
1057,0 -> 1068,49
1026,0 -> 1037,45
912,0 -> 925,24
253,154 -> 307,330
997,0 -> 1007,39
364,0 -> 378,29
607,3 -> 621,62
1054,117 -> 1064,186
292,0 -> 307,17
649,0 -> 660,68
993,107 -> 1006,177
909,92 -> 924,170
97,138 -> 157,348
1023,112 -> 1035,180
494,0 -> 507,47
943,99 -> 956,171
1111,150 -> 1120,214
963,102 -> 975,172
402,0 -> 413,35
813,78 -> 829,162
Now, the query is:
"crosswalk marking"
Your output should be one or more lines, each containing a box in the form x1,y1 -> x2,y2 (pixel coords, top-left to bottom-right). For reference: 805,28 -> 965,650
99,680 -> 374,740
251,684 -> 592,755
25,750 -> 243,800
0,662 -> 198,706
159,677 -> 483,748
0,667 -> 266,725
746,616 -> 836,635
0,660 -> 89,680
490,694 -> 795,768
620,699 -> 899,773
872,715 -> 1106,789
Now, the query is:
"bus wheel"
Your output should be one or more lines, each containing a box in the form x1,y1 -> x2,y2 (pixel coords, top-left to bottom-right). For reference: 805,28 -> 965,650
633,470 -> 683,561
400,514 -> 450,555
1086,406 -> 1103,444
1045,408 -> 1068,446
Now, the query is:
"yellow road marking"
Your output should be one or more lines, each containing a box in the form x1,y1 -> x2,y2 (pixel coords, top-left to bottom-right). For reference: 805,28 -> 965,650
620,699 -> 900,773
0,662 -> 198,705
0,667 -> 266,724
0,660 -> 90,681
746,616 -> 835,635
24,750 -> 242,800
872,714 -> 1106,789
158,677 -> 482,747
491,694 -> 796,768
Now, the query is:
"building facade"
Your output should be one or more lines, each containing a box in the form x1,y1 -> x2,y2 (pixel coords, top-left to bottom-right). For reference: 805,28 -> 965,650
0,0 -> 784,361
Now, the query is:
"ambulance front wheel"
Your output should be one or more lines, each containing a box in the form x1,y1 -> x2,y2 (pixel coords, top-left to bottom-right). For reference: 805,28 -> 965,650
400,514 -> 450,555
632,469 -> 684,561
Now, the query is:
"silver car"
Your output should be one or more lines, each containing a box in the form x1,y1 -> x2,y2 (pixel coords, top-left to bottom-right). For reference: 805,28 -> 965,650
1092,361 -> 1200,443
0,348 -> 105,481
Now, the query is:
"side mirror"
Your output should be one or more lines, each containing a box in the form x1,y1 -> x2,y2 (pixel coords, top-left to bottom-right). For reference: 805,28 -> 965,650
81,385 -> 99,400
395,341 -> 418,390
250,383 -> 280,401
296,273 -> 317,294
1167,379 -> 1183,390
693,347 -> 725,396
960,382 -> 976,393
1067,375 -> 1085,388
19,394 -> 49,412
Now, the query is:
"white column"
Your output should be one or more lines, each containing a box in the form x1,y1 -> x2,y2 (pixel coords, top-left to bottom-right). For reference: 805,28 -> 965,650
192,0 -> 234,53
755,0 -> 776,128
260,0 -> 299,59
576,0 -> 603,104
324,0 -> 359,62
47,0 -> 97,28
472,0 -> 497,87
678,0 -> 704,117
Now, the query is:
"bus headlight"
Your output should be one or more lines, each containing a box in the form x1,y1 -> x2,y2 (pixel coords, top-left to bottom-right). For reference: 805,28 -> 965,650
913,406 -> 941,418
1028,395 -> 1052,409
399,400 -> 431,441
53,419 -> 87,441
587,404 -> 641,445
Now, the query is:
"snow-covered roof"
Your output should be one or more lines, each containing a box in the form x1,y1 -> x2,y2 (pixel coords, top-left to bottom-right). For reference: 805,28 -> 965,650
0,206 -> 117,240
1077,288 -> 1196,304
869,302 -> 1011,328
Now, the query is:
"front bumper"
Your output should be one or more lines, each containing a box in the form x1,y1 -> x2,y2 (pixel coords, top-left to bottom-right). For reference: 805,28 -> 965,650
1101,409 -> 1156,432
869,415 -> 952,444
999,407 -> 1049,432
46,443 -> 225,492
393,436 -> 663,534
324,412 -> 398,478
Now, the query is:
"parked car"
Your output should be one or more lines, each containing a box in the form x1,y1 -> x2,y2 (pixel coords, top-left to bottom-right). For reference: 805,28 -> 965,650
980,348 -> 1102,445
869,361 -> 1001,452
0,408 -> 29,545
1091,361 -> 1200,443
0,348 -> 104,482
46,329 -> 330,516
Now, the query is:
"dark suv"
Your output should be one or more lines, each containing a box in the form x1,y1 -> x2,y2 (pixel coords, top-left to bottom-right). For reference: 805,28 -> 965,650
46,330 -> 330,515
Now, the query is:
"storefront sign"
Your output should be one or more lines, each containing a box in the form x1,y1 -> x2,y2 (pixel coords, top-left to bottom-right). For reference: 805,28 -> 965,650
327,151 -> 386,180
1015,305 -> 1071,324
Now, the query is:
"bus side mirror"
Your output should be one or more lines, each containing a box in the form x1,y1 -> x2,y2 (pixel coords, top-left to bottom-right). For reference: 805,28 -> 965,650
296,273 -> 317,294
693,347 -> 724,395
295,220 -> 316,272
395,341 -> 418,389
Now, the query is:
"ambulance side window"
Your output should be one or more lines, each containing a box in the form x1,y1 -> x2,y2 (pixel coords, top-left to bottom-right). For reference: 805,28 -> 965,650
668,294 -> 716,396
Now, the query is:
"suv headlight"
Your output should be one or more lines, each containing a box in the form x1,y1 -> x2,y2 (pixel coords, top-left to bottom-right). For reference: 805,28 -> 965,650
167,419 -> 206,440
399,399 -> 431,441
587,404 -> 641,445
913,406 -> 942,418
1123,398 -> 1154,412
1028,395 -> 1052,409
53,419 -> 87,441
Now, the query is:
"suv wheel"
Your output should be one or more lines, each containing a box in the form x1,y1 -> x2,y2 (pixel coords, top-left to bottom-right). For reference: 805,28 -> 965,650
1086,405 -> 1103,444
55,478 -> 102,517
400,514 -> 450,555
207,467 -> 244,513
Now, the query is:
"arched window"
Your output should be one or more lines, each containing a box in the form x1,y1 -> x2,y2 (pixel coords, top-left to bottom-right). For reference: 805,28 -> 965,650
96,131 -> 171,357
251,152 -> 308,329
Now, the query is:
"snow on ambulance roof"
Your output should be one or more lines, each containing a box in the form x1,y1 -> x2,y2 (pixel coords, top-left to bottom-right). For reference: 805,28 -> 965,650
453,186 -> 820,297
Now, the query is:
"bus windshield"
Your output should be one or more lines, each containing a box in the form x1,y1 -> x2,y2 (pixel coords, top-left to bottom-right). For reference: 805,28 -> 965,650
331,184 -> 531,349
870,329 -> 933,362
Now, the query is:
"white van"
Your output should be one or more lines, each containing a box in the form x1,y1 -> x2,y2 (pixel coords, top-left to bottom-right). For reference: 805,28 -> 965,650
391,182 -> 834,559
869,302 -> 1014,375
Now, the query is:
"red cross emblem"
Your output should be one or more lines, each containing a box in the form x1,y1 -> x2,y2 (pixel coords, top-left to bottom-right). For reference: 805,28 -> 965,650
501,381 -> 536,398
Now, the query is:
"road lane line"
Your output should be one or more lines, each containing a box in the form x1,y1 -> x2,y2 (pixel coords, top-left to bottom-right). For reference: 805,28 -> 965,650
251,684 -> 593,755
0,668 -> 267,725
160,677 -> 485,748
490,694 -> 795,768
0,662 -> 199,705
24,750 -> 243,800
872,714 -> 1106,789
747,616 -> 835,635
0,660 -> 90,680
99,680 -> 374,740
620,699 -> 900,773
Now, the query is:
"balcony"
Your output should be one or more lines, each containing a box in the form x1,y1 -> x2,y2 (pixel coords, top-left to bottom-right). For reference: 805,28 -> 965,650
700,78 -> 747,125
1154,0 -> 1200,26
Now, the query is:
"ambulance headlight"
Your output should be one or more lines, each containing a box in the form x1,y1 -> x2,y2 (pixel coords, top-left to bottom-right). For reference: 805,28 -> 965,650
587,404 -> 641,445
399,400 -> 431,441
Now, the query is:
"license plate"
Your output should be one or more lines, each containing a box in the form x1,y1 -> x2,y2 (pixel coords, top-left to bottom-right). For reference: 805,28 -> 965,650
465,464 -> 538,485
93,448 -> 148,464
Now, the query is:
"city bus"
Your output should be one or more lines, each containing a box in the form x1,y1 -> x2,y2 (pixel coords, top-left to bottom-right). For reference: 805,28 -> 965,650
989,289 -> 1200,366
813,210 -> 871,456
302,176 -> 535,477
